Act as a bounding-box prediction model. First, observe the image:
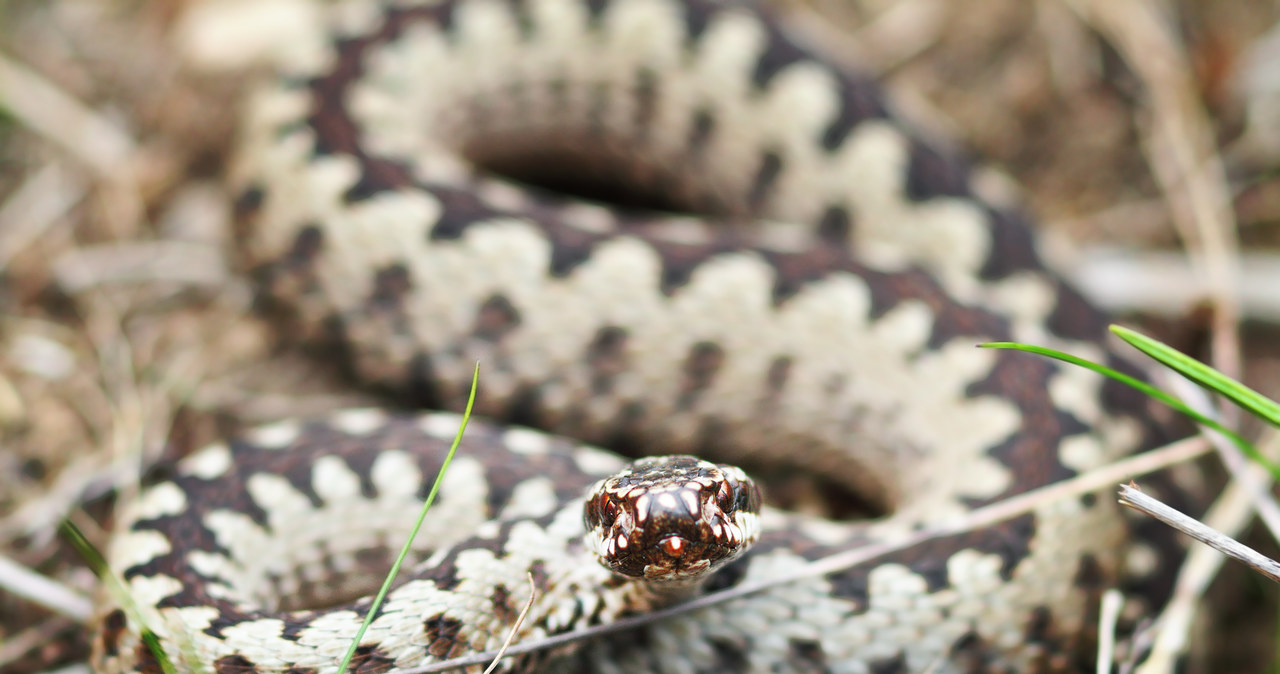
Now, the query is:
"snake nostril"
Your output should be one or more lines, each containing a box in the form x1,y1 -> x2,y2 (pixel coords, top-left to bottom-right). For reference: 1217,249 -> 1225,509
659,536 -> 687,558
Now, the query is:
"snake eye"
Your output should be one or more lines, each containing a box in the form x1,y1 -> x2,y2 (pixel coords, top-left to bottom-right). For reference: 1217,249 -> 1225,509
602,496 -> 619,523
717,481 -> 733,512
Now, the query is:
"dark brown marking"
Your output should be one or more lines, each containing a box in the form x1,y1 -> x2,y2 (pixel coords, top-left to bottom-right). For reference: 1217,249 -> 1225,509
788,638 -> 826,667
582,0 -> 610,23
588,326 -> 629,395
820,73 -> 890,150
233,186 -> 264,220
1045,278 -> 1109,342
424,614 -> 467,658
747,150 -> 782,211
966,352 -> 1082,500
678,341 -> 724,407
758,242 -> 846,305
304,8 -> 441,199
348,644 -> 396,673
214,655 -> 256,673
408,352 -> 445,409
749,26 -> 808,87
708,638 -> 749,670
508,0 -> 536,40
633,68 -> 659,138
903,139 -> 968,201
370,264 -> 412,309
287,225 -> 324,265
587,80 -> 610,136
490,583 -> 519,624
688,109 -> 715,153
1074,553 -> 1106,592
501,384 -> 543,430
528,558 -> 550,593
99,608 -> 127,657
133,642 -> 165,674
976,207 -> 1043,281
817,205 -> 852,243
1025,605 -> 1054,643
947,630 -> 991,668
766,355 -> 792,391
473,294 -> 521,342
424,187 -> 508,241
869,652 -> 908,674
681,0 -> 716,47
823,513 -> 1038,604
546,220 -> 608,277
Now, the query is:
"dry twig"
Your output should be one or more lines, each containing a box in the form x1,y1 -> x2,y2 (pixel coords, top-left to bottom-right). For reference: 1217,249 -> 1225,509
399,434 -> 1212,673
0,553 -> 92,621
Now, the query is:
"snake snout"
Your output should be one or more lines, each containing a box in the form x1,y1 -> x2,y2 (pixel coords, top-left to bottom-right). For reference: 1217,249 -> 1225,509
584,455 -> 762,585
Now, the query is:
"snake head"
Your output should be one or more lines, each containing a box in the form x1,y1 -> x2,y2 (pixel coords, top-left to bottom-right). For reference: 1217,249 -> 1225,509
584,455 -> 762,584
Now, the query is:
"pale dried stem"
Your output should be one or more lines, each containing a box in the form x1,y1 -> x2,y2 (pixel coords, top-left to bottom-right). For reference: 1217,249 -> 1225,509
1120,485 -> 1280,583
1063,0 -> 1242,381
0,51 -> 145,237
401,434 -> 1212,673
0,616 -> 76,668
0,162 -> 86,271
482,574 -> 538,674
778,0 -> 947,74
1164,374 -> 1280,542
1132,430 -> 1280,674
0,53 -> 134,174
1070,248 -> 1280,324
1096,589 -> 1124,674
52,241 -> 229,292
0,553 -> 92,621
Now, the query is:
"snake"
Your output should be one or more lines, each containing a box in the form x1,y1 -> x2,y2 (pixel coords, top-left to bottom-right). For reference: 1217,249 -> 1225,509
89,0 -> 1166,671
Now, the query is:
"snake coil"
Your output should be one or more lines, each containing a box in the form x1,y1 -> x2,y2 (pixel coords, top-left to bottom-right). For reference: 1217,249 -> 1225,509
92,0 -> 1161,671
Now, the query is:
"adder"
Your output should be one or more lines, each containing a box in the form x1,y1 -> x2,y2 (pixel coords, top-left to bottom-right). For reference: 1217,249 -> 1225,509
91,0 -> 1164,671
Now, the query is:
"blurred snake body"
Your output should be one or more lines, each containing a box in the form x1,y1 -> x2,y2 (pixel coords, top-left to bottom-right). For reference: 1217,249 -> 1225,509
91,0 -> 1158,671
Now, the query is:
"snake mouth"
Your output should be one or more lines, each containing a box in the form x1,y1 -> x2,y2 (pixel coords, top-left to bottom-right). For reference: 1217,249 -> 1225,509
584,455 -> 762,584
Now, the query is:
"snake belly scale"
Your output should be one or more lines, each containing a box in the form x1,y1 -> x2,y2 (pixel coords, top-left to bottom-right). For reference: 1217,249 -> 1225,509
91,0 -> 1161,672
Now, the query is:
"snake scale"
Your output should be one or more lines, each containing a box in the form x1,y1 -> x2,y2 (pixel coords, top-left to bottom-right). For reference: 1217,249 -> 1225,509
90,0 -> 1165,672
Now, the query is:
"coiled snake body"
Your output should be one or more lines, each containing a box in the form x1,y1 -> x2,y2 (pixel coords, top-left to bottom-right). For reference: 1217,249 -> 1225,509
92,0 -> 1160,671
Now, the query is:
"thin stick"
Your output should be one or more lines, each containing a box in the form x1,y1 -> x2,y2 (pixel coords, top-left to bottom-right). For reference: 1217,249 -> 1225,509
0,54 -> 135,175
1119,484 -> 1280,583
1096,590 -> 1123,674
482,574 -> 538,674
0,616 -> 73,668
1133,429 -> 1280,674
0,553 -> 92,621
398,434 -> 1211,673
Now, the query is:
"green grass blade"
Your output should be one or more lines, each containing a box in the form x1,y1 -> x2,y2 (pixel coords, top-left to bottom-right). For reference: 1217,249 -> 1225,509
1111,325 -> 1280,429
60,519 -> 182,674
981,340 -> 1280,480
336,362 -> 481,673
981,341 -> 1208,423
